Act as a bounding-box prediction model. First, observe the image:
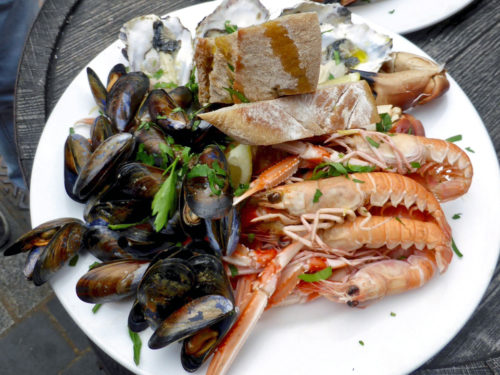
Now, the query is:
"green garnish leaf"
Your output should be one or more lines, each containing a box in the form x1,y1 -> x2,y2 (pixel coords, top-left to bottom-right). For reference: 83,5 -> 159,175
321,29 -> 334,34
128,329 -> 142,365
298,267 -> 333,282
171,107 -> 185,114
466,147 -> 475,153
88,262 -> 102,271
389,9 -> 395,14
92,304 -> 102,314
366,136 -> 380,148
410,162 -> 421,169
310,162 -> 375,180
390,312 -> 396,317
394,216 -> 406,226
186,67 -> 199,99
359,340 -> 365,346
313,189 -> 323,203
234,183 -> 250,197
346,164 -> 376,173
452,238 -> 463,258
328,73 -> 335,80
153,81 -> 178,90
108,218 -> 148,230
352,178 -> 365,184
135,143 -> 156,166
224,20 -> 238,34
69,127 -> 75,134
187,162 -> 227,196
333,50 -> 341,65
192,119 -> 201,131
223,87 -> 250,103
153,69 -> 164,80
138,121 -> 153,131
446,134 -> 462,143
228,264 -> 239,277
68,255 -> 79,267
227,63 -> 235,72
152,158 -> 179,232
247,233 -> 255,243
452,213 -> 462,220
375,113 -> 393,133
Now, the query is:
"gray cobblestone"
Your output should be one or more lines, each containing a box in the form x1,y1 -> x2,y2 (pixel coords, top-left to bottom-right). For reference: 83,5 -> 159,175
0,302 -> 14,335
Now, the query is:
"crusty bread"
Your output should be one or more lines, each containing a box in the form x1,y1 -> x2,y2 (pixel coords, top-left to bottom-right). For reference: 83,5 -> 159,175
199,81 -> 379,145
194,13 -> 321,104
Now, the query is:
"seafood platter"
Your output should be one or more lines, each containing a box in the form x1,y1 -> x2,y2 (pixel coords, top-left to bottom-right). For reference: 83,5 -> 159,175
6,0 -> 500,374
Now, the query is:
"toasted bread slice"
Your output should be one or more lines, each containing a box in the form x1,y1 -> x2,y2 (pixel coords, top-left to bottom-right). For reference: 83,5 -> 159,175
199,81 -> 379,145
194,13 -> 321,104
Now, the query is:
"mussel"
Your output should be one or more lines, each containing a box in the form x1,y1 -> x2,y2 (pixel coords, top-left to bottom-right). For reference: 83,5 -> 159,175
87,67 -> 107,112
90,115 -> 118,151
64,133 -> 92,203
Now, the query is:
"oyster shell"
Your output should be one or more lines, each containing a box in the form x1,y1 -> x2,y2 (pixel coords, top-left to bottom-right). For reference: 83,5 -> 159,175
281,2 -> 392,83
196,0 -> 270,38
119,15 -> 193,86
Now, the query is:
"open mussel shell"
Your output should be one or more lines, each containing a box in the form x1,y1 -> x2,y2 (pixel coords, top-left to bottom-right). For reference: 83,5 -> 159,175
4,218 -> 81,256
137,258 -> 195,329
76,259 -> 149,304
189,254 -> 234,300
133,125 -> 174,168
73,133 -> 135,201
169,86 -> 193,109
64,133 -> 92,203
82,224 -> 134,261
23,247 -> 43,280
84,198 -> 151,226
181,311 -> 238,372
206,205 -> 240,256
106,72 -> 150,132
32,220 -> 86,286
148,294 -> 234,350
112,162 -> 165,199
148,89 -> 190,143
90,115 -> 118,151
179,181 -> 206,240
128,300 -> 148,332
185,145 -> 233,220
107,63 -> 127,91
87,67 -> 107,112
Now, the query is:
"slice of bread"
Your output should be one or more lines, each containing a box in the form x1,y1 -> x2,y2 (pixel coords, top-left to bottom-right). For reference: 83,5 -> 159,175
195,13 -> 321,104
199,81 -> 379,145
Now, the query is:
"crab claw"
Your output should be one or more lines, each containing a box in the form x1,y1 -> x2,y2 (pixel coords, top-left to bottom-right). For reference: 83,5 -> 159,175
354,52 -> 450,110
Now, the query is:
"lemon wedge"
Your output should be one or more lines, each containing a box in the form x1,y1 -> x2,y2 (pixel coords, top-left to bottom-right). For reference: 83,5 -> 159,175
226,143 -> 252,188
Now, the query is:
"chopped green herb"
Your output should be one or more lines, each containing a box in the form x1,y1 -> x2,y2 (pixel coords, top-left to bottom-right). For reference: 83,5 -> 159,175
88,262 -> 102,271
135,143 -> 156,166
224,20 -> 238,34
334,50 -> 341,65
223,87 -> 250,103
166,135 -> 175,145
186,67 -> 198,99
359,340 -> 365,346
228,264 -> 239,277
310,162 -> 375,180
152,158 -> 179,231
69,127 -> 75,134
375,113 -> 393,133
452,213 -> 462,220
98,110 -> 105,116
366,136 -> 380,148
247,233 -> 255,243
446,134 -> 462,143
298,267 -> 333,282
452,238 -> 463,257
398,256 -> 407,260
153,69 -> 164,80
156,115 -> 168,120
394,217 -> 406,226
321,29 -> 334,34
128,329 -> 142,365
234,183 -> 250,197
92,304 -> 102,314
390,312 -> 396,317
108,218 -> 149,230
171,107 -> 185,114
313,189 -> 323,203
361,0 -> 370,2
187,162 -> 227,196
389,9 -> 395,14
407,127 -> 413,135
466,147 -> 475,153
227,63 -> 235,72
189,103 -> 211,120
153,81 -> 177,89
138,121 -> 153,131
328,73 -> 335,80
347,164 -> 376,173
410,162 -> 421,169
352,178 -> 365,184
68,255 -> 79,267
192,119 -> 201,131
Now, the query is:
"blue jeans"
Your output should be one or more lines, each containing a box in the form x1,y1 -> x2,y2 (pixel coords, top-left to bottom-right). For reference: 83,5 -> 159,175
0,0 -> 41,189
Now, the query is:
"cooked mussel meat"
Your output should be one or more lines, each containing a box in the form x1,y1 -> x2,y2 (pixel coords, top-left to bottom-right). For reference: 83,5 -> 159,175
107,63 -> 127,91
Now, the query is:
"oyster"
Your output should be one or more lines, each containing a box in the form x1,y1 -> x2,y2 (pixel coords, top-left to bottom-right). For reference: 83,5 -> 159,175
196,0 -> 270,38
119,15 -> 193,86
281,2 -> 392,83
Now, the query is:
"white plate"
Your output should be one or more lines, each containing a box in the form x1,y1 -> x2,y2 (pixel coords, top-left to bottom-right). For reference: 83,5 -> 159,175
30,1 -> 500,375
350,0 -> 474,34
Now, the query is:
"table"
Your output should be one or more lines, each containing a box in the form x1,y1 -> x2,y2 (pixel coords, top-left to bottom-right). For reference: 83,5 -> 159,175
14,0 -> 500,374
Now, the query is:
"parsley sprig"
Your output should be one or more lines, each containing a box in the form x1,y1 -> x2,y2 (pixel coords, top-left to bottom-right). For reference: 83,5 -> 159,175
187,161 -> 227,196
152,158 -> 179,231
310,162 -> 375,180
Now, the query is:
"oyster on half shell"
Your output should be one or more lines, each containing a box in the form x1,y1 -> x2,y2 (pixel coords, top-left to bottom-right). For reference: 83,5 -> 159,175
119,15 -> 194,86
281,2 -> 392,84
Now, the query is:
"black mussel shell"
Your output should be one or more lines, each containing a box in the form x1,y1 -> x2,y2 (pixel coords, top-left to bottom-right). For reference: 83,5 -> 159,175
84,198 -> 151,226
179,181 -> 206,239
76,259 -> 149,303
23,247 -> 43,280
106,72 -> 149,132
148,89 -> 190,143
181,311 -> 238,372
169,86 -> 193,109
148,294 -> 234,349
4,218 -> 81,256
106,63 -> 127,91
87,67 -> 107,112
111,162 -> 165,200
134,125 -> 173,168
189,254 -> 234,301
82,225 -> 134,261
185,145 -> 233,220
90,115 -> 118,151
64,133 -> 92,203
206,205 -> 240,256
137,258 -> 195,329
73,133 -> 135,201
32,220 -> 86,286
128,299 -> 148,332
